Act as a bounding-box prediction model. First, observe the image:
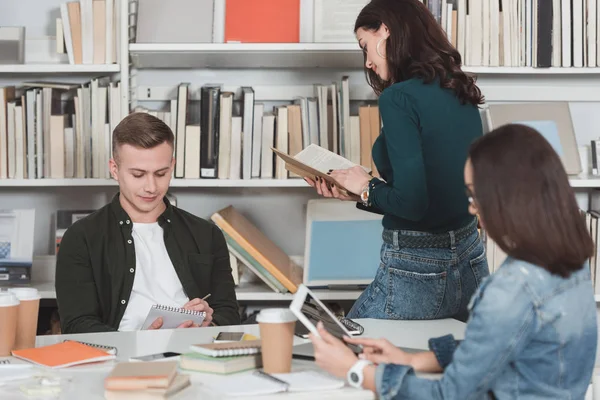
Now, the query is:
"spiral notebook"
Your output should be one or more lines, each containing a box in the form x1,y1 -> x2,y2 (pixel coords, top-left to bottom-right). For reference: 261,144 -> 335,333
190,340 -> 262,357
140,304 -> 206,330
63,340 -> 118,355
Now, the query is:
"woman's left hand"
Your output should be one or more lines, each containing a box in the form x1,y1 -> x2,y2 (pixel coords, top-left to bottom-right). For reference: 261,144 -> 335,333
329,166 -> 372,196
309,321 -> 358,379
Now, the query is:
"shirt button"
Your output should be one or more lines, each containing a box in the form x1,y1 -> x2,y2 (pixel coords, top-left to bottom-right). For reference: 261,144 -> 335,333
129,268 -> 134,273
126,220 -> 130,224
121,300 -> 126,305
127,239 -> 132,244
167,219 -> 171,223
119,221 -> 123,225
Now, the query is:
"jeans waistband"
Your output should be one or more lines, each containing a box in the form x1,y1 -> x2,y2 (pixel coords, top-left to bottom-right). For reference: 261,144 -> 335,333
382,218 -> 478,249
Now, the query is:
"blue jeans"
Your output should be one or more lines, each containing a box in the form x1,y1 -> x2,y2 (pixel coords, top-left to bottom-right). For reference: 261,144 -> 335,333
347,219 -> 489,322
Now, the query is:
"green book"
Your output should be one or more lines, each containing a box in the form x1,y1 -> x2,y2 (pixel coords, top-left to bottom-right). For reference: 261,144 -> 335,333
179,352 -> 262,375
223,232 -> 288,293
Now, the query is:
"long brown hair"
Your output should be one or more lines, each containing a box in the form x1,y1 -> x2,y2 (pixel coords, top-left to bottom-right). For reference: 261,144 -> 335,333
355,0 -> 484,106
469,124 -> 593,277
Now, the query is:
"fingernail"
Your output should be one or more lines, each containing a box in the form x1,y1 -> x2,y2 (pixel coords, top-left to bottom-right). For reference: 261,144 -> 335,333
359,354 -> 365,359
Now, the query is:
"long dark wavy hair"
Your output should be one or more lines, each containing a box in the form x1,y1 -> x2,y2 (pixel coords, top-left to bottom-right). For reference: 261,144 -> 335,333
355,0 -> 484,106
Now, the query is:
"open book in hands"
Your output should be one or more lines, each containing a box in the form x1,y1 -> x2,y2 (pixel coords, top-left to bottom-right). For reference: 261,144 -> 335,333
271,144 -> 370,196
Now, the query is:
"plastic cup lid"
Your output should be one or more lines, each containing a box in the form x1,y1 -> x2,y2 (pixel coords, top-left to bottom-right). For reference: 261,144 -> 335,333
0,292 -> 20,307
256,308 -> 297,324
8,288 -> 41,301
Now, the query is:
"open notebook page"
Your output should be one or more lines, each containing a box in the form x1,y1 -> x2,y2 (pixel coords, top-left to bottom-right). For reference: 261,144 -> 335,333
206,370 -> 344,396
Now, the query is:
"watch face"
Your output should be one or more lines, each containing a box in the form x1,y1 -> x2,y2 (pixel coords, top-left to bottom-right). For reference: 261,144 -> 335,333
350,372 -> 359,383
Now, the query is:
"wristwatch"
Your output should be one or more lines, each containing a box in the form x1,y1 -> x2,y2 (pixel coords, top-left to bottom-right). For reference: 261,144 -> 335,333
360,184 -> 370,206
347,359 -> 373,389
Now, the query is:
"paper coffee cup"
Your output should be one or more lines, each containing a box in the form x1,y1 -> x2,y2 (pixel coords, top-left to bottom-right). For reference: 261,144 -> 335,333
257,308 -> 297,374
8,288 -> 40,350
0,292 -> 20,356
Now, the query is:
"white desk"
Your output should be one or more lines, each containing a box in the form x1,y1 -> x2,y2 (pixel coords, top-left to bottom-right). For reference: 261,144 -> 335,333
0,319 -> 466,400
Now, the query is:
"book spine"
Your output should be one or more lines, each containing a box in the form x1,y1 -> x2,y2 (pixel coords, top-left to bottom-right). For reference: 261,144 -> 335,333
200,85 -> 221,178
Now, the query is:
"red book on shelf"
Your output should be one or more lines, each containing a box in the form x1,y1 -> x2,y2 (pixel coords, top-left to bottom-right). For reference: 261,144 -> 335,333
225,0 -> 300,43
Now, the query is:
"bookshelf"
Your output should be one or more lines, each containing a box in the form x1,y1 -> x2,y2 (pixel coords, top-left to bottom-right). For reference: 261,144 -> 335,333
129,43 -> 365,69
0,178 -> 311,188
2,177 -> 600,189
0,64 -> 121,74
3,0 -> 600,307
29,281 -> 362,302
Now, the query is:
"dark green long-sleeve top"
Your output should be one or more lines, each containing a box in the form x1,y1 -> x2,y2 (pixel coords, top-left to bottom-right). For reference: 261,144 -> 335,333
363,78 -> 483,232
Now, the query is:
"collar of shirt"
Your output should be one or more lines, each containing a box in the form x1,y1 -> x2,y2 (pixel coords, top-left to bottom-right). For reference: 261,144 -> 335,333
109,193 -> 174,231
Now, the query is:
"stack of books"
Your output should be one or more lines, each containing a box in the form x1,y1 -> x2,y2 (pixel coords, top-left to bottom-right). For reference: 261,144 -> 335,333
179,340 -> 262,375
211,205 -> 303,294
104,361 -> 190,399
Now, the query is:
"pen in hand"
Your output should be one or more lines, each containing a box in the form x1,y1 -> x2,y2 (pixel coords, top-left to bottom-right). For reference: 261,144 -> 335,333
201,293 -> 211,301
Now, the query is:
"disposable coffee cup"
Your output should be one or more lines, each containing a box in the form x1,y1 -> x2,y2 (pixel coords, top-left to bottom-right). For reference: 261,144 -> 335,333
256,308 -> 297,374
8,288 -> 40,350
0,292 -> 20,356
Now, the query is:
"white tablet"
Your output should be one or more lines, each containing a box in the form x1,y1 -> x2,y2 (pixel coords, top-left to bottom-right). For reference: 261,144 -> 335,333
289,284 -> 363,354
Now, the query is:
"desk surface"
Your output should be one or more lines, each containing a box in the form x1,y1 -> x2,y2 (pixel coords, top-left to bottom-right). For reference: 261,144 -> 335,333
0,319 -> 467,399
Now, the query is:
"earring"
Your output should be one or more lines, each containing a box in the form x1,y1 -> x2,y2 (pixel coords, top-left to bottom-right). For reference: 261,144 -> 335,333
376,38 -> 387,59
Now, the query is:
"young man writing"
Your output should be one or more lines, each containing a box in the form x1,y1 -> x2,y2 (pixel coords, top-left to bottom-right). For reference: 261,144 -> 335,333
56,113 -> 240,333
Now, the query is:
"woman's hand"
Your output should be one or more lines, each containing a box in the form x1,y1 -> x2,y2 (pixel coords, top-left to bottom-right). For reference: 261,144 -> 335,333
329,166 -> 372,196
344,337 -> 414,366
309,322 -> 359,379
304,177 -> 360,202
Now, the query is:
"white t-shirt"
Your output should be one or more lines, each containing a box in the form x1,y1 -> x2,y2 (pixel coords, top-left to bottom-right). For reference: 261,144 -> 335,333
118,222 -> 189,331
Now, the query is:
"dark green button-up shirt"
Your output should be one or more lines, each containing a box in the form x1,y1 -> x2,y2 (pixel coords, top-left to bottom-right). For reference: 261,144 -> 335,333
56,194 -> 240,333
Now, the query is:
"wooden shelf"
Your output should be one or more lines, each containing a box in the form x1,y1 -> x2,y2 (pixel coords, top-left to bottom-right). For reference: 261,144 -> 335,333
1,177 -> 600,188
0,64 -> 120,74
129,43 -> 600,73
0,178 -> 310,188
568,176 -> 600,188
26,281 -> 362,302
463,67 -> 600,74
129,43 -> 364,69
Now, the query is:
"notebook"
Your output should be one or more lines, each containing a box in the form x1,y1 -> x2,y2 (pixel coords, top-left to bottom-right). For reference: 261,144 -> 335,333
179,353 -> 261,374
189,340 -> 262,357
104,374 -> 191,399
63,340 -> 118,355
11,341 -> 116,368
205,370 -> 345,396
104,361 -> 178,391
140,304 -> 206,330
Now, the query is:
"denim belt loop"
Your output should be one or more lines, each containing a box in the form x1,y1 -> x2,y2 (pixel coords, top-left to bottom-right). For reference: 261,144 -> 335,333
449,230 -> 456,250
393,230 -> 399,248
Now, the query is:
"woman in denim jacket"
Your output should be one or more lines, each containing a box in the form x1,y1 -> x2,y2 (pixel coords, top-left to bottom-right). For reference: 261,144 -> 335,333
310,124 -> 598,399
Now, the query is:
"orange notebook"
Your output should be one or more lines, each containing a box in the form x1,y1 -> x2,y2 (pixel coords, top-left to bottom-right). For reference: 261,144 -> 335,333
12,341 -> 116,368
225,0 -> 300,43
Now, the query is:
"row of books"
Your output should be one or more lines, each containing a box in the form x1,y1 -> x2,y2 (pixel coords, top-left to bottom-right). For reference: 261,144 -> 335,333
439,0 -> 600,68
56,0 -> 119,65
135,76 -> 379,181
135,0 -> 369,44
0,79 -> 124,180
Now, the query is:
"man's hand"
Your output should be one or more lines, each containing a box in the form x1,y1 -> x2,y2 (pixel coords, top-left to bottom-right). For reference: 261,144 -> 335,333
183,298 -> 214,327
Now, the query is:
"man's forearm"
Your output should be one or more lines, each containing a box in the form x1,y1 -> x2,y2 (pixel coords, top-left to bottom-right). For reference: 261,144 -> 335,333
61,316 -> 116,334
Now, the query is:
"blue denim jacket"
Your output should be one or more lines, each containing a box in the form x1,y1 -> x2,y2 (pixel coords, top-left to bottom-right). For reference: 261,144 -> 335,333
375,257 -> 598,399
